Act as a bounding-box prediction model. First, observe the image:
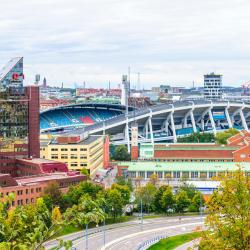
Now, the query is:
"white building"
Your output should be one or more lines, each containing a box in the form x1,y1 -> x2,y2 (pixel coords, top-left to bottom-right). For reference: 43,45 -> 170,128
204,72 -> 222,99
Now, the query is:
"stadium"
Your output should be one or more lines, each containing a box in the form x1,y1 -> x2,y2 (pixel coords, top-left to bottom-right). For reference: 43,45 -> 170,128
40,103 -> 133,132
41,100 -> 250,145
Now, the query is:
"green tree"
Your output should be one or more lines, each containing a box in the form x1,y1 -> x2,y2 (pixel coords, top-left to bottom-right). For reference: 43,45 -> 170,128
43,182 -> 63,210
63,181 -> 104,208
175,190 -> 190,213
188,192 -> 205,212
111,183 -> 131,205
179,183 -> 197,200
154,185 -> 169,213
113,145 -> 131,161
199,167 -> 250,250
114,176 -> 133,191
135,183 -> 157,213
160,186 -> 175,213
215,128 -> 239,145
106,189 -> 124,220
80,168 -> 90,179
0,198 -> 69,250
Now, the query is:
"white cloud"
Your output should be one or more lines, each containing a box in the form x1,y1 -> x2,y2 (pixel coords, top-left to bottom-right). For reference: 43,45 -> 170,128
1,0 -> 250,87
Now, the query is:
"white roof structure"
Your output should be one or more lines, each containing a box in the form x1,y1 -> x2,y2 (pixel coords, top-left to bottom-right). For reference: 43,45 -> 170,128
0,57 -> 23,82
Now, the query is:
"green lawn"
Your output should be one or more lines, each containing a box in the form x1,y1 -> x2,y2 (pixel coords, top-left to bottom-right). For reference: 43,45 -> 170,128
148,231 -> 202,250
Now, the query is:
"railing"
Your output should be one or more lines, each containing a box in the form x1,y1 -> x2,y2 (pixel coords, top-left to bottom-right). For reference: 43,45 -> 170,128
136,235 -> 168,250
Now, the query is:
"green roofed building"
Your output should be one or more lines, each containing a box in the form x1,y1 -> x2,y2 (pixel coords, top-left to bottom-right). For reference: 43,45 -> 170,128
118,161 -> 250,180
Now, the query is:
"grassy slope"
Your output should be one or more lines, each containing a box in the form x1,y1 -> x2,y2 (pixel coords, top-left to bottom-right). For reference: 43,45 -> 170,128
148,231 -> 201,250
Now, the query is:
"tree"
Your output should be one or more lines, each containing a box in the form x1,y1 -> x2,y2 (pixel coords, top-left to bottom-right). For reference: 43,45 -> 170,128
188,192 -> 205,212
160,186 -> 175,213
111,183 -> 131,205
135,183 -> 157,213
43,182 -> 63,210
179,183 -> 197,200
80,168 -> 90,179
177,132 -> 215,143
175,190 -> 190,213
115,175 -> 133,191
106,189 -> 124,220
215,128 -> 239,145
63,181 -> 104,208
0,198 -> 69,250
199,167 -> 250,250
113,145 -> 131,161
149,173 -> 158,186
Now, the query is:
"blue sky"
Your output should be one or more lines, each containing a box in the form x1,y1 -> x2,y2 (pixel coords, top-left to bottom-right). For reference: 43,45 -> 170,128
1,0 -> 250,88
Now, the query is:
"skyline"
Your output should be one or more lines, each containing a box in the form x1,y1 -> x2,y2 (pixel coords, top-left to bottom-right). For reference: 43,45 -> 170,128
1,0 -> 250,87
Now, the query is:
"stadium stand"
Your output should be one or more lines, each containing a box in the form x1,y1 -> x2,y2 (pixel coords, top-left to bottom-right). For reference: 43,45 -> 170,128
40,106 -> 123,130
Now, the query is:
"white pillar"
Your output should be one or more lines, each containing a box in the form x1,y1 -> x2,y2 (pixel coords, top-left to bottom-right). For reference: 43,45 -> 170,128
190,110 -> 197,133
208,109 -> 217,134
239,108 -> 248,131
225,106 -> 232,128
170,112 -> 177,143
125,118 -> 130,153
148,117 -> 154,146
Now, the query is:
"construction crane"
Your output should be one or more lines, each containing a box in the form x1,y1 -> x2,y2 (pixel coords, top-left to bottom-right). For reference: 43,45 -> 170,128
242,82 -> 250,96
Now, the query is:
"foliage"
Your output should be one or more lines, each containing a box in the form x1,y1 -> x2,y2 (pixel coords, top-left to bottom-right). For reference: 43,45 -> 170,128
148,231 -> 202,250
65,195 -> 105,228
175,190 -> 190,213
177,132 -> 215,143
105,189 -> 124,220
199,167 -> 250,250
114,175 -> 133,191
80,168 -> 90,179
111,183 -> 131,205
135,183 -> 157,213
0,197 -> 68,250
215,128 -> 239,144
112,145 -> 131,161
43,182 -> 63,210
62,181 -> 104,209
160,186 -> 176,213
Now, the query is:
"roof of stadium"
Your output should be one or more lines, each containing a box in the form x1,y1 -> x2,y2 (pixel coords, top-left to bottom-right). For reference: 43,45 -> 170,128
40,102 -> 135,114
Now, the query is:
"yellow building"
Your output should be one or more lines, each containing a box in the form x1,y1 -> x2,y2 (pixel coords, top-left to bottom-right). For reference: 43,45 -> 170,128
40,134 -> 106,176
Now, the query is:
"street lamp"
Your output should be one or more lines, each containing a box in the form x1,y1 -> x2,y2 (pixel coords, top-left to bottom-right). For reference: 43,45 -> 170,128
140,198 -> 143,230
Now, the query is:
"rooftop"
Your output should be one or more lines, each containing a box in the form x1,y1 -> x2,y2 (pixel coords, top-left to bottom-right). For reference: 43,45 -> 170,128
15,172 -> 81,186
120,161 -> 250,172
17,158 -> 62,164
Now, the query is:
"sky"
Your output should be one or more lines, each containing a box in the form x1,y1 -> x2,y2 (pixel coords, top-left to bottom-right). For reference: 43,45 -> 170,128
1,0 -> 250,88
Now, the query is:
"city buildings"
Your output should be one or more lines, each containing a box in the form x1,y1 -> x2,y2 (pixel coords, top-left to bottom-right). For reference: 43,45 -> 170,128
0,57 -> 86,206
204,72 -> 222,99
40,133 -> 110,176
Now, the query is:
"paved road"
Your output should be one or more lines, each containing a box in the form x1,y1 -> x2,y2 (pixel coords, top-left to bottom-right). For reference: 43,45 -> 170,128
175,239 -> 200,250
45,216 -> 204,250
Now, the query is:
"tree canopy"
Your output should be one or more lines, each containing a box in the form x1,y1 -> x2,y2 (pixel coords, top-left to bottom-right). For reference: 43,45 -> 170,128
200,167 -> 250,250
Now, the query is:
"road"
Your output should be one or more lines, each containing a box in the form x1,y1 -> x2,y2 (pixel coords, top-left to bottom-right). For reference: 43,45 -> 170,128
45,215 -> 204,250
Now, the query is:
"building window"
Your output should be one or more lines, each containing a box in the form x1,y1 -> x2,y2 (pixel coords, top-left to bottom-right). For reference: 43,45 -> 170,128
51,155 -> 58,159
138,171 -> 145,178
70,155 -> 78,159
157,171 -> 163,179
191,171 -> 198,179
61,155 -> 68,159
80,148 -> 87,151
70,148 -> 78,151
173,171 -> 180,179
147,171 -> 154,178
200,172 -> 207,179
128,171 -> 136,178
208,172 -> 216,178
51,148 -> 58,151
61,148 -> 68,151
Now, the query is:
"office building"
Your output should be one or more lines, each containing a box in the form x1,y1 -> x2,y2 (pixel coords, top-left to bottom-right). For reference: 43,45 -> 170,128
204,72 -> 222,99
40,133 -> 110,176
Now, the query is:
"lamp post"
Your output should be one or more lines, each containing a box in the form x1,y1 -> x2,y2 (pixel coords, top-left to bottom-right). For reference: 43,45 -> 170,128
140,198 -> 143,230
85,223 -> 89,250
